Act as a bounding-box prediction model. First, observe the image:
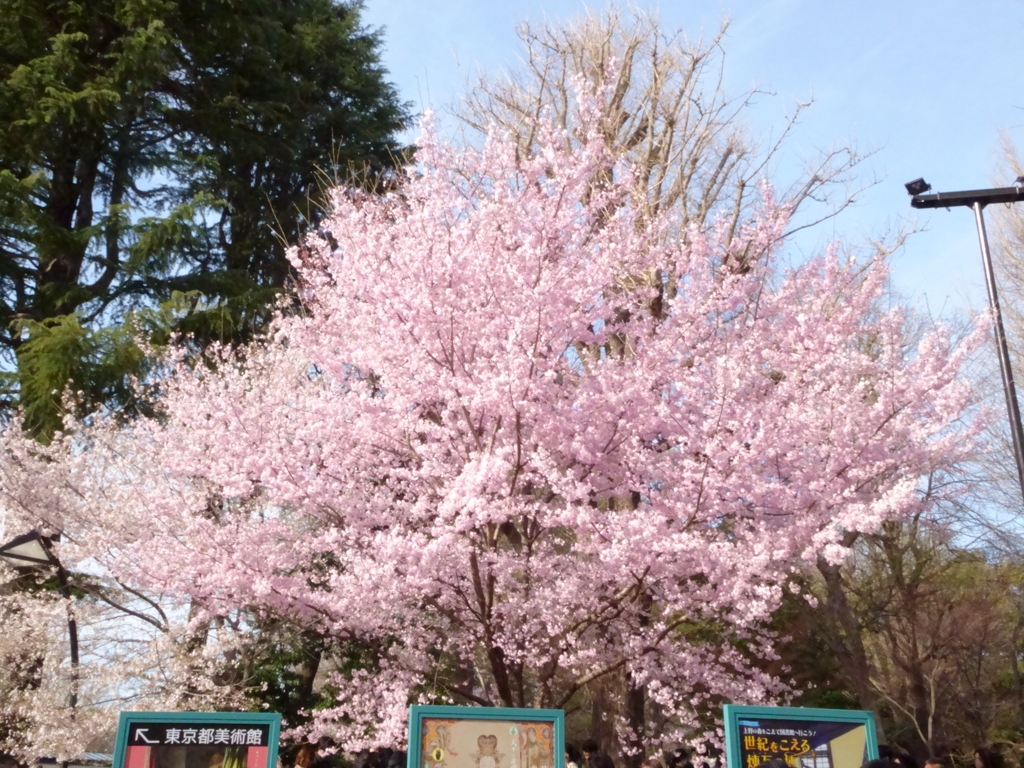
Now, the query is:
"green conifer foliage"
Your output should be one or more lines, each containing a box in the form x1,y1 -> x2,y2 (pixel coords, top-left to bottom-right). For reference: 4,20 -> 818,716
0,0 -> 410,438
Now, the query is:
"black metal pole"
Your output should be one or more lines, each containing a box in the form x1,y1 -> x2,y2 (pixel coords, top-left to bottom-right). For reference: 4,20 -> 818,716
56,564 -> 79,710
972,202 -> 1024,505
911,186 -> 1024,506
56,564 -> 77,768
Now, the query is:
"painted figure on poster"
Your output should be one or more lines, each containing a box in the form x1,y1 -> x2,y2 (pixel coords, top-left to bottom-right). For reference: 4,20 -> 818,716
438,725 -> 456,760
419,716 -> 556,768
474,735 -> 502,768
525,728 -> 552,768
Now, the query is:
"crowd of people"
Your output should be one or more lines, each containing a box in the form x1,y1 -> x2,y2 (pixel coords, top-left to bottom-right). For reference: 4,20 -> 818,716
312,739 -> 1004,768
863,745 -> 1001,768
564,743 -> 715,768
561,742 -> 1004,768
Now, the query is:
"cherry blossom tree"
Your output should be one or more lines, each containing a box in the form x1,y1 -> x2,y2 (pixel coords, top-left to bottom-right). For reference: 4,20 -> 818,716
0,543 -> 246,761
0,94 -> 983,759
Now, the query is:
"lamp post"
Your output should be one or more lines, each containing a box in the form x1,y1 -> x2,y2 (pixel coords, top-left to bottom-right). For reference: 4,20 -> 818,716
909,179 -> 1024,505
0,530 -> 80,709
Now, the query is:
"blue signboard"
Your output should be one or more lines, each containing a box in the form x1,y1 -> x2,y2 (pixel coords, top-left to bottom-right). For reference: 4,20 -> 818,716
112,712 -> 282,768
408,706 -> 565,768
723,706 -> 878,768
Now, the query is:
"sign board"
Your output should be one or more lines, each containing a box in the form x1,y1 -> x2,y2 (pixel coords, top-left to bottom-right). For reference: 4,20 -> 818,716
723,706 -> 878,768
408,706 -> 564,768
112,712 -> 282,768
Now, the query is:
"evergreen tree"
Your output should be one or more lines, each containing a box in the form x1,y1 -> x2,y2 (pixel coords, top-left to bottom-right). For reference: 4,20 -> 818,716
0,0 -> 410,438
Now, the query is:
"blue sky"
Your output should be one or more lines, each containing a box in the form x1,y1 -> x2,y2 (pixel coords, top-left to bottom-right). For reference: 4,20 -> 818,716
361,0 -> 1024,318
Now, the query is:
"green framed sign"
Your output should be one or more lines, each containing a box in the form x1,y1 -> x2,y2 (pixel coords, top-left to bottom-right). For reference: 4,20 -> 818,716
723,705 -> 878,768
408,706 -> 564,768
112,712 -> 282,768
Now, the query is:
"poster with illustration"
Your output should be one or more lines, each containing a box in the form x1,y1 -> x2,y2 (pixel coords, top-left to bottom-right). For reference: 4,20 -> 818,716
409,707 -> 565,768
723,706 -> 878,768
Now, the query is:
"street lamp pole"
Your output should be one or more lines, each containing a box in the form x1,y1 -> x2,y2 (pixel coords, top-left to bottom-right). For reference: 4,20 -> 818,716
910,181 -> 1024,505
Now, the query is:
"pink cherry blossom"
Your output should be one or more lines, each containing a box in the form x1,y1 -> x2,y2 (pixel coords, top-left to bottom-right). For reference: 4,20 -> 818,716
0,90 -> 984,756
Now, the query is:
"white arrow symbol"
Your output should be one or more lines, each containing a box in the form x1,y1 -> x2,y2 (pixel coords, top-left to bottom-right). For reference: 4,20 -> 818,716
135,729 -> 159,744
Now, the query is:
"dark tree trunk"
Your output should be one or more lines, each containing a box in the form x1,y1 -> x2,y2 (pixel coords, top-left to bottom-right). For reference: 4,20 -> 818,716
817,553 -> 888,743
624,672 -> 646,768
590,680 -> 618,759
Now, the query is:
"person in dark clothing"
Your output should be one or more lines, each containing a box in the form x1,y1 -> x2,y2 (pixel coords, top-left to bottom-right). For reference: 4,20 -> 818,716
581,740 -> 615,768
694,745 -> 716,768
566,745 -> 584,768
860,760 -> 898,768
974,748 -> 998,768
877,745 -> 916,768
668,748 -> 693,768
